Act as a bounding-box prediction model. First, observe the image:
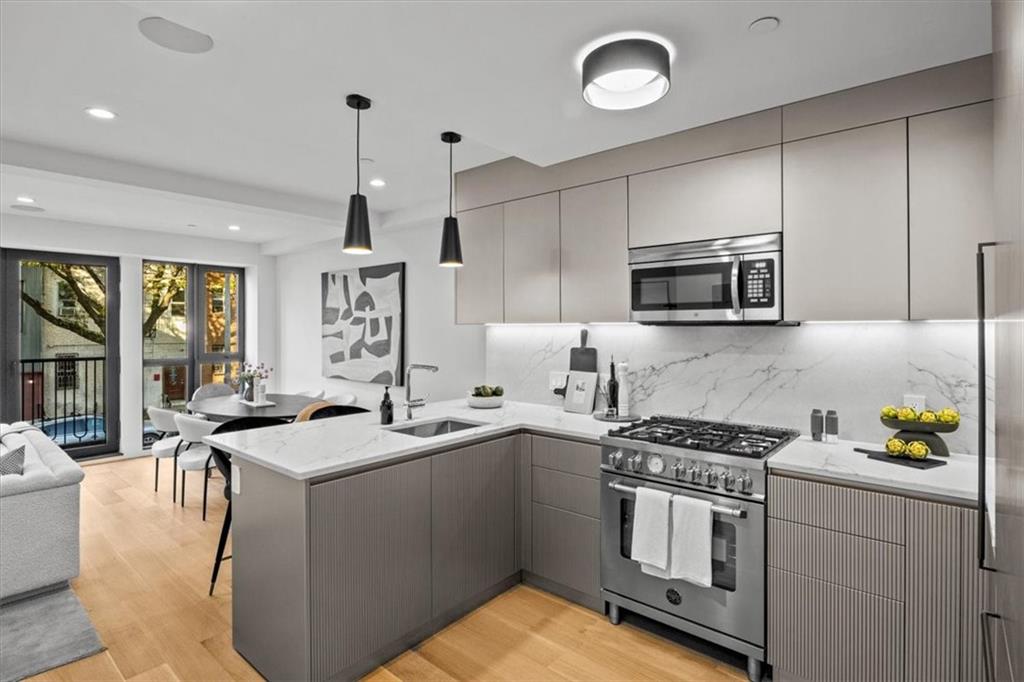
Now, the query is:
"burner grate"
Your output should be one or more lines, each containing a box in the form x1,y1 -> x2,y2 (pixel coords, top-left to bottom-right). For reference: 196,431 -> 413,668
609,416 -> 797,458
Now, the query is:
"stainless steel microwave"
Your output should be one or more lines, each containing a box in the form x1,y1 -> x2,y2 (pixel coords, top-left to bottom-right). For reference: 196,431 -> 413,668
629,233 -> 782,324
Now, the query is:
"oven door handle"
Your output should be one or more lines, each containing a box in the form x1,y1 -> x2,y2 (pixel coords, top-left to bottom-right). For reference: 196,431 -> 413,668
731,256 -> 742,317
608,480 -> 747,518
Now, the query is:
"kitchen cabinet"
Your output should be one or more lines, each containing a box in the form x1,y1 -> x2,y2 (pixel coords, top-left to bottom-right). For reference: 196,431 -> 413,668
309,458 -> 432,678
783,120 -> 909,321
431,436 -> 518,617
628,146 -> 781,249
503,192 -> 560,323
455,203 -> 504,323
909,101 -> 994,320
769,473 -> 990,682
523,435 -> 602,610
560,178 -> 629,322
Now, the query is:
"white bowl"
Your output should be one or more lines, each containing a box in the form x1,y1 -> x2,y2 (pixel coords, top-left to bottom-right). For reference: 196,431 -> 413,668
467,393 -> 504,409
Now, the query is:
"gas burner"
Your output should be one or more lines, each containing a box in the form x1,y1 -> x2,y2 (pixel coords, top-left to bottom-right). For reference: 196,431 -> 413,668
608,415 -> 798,459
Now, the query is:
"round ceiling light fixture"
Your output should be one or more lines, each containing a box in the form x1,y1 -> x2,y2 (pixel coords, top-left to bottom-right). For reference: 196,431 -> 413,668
748,16 -> 781,34
581,37 -> 671,110
15,196 -> 35,204
369,178 -> 386,188
228,224 -> 241,231
139,17 -> 214,54
85,107 -> 117,120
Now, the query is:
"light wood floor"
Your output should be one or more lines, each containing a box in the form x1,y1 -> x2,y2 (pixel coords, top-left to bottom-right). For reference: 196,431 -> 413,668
34,456 -> 745,682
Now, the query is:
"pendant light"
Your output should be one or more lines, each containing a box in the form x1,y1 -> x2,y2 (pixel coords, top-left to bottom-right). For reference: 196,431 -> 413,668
439,131 -> 463,267
343,93 -> 373,254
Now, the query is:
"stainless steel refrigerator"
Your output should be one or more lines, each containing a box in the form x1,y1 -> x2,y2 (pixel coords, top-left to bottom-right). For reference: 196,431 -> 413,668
979,3 -> 1022,680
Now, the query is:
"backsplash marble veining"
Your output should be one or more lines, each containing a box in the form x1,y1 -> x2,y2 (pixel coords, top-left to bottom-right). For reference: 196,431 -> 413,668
485,322 -> 984,455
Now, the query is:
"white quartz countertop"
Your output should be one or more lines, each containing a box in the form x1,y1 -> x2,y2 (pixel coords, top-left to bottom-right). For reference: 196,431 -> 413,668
768,436 -> 980,505
204,399 -> 614,481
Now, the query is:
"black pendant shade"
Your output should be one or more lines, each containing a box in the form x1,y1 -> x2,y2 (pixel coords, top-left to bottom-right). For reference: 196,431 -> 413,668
439,131 -> 464,267
343,94 -> 373,254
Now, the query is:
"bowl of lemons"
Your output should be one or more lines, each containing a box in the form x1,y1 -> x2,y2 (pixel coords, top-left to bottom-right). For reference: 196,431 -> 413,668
879,405 -> 960,458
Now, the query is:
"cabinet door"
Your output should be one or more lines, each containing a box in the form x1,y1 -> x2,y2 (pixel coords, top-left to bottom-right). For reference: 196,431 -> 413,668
628,146 -> 781,248
909,101 -> 994,319
560,179 -> 629,322
309,458 -> 432,679
532,502 -> 601,601
431,437 -> 517,616
455,204 -> 504,323
783,120 -> 908,321
504,192 -> 560,322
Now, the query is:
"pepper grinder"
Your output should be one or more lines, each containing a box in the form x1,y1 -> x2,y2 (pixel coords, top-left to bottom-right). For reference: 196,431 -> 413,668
810,409 -> 824,441
825,410 -> 839,444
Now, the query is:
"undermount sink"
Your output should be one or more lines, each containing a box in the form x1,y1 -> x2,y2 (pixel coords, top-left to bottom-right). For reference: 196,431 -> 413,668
386,418 -> 486,438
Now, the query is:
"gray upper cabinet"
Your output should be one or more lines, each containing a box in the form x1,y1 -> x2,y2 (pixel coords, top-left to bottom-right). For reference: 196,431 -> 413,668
455,204 -> 504,323
503,192 -> 561,323
909,101 -> 994,320
628,146 -> 781,248
431,436 -> 517,617
560,178 -> 629,322
783,120 -> 909,321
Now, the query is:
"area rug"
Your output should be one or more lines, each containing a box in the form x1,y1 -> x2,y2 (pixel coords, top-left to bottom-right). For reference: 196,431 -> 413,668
0,587 -> 104,682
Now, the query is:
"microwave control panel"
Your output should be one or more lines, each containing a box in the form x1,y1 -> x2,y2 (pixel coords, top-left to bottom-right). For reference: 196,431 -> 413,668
741,259 -> 775,308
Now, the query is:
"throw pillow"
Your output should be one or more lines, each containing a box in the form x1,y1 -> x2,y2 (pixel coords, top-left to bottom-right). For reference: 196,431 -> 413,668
0,444 -> 25,475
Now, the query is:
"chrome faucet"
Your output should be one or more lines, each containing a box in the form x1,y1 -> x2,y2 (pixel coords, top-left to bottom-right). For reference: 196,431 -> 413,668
405,363 -> 439,420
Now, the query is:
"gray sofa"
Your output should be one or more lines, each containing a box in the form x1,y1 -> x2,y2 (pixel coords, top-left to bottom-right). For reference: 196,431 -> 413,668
0,423 -> 84,602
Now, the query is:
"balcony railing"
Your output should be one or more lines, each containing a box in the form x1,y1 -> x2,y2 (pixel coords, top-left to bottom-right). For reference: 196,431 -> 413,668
20,357 -> 106,448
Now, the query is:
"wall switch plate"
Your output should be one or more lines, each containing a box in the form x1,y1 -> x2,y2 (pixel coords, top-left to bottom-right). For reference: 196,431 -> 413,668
903,394 -> 926,412
549,370 -> 569,391
231,464 -> 241,496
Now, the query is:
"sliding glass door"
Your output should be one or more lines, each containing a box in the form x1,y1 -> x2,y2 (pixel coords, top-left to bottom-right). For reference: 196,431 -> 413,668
0,249 -> 121,458
141,261 -> 243,444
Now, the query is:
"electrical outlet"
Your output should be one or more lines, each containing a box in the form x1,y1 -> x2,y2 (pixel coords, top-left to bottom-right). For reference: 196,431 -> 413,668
549,370 -> 569,391
903,394 -> 926,412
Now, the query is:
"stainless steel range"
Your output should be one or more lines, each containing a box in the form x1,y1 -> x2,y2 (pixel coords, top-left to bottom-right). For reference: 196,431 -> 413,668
599,416 -> 799,682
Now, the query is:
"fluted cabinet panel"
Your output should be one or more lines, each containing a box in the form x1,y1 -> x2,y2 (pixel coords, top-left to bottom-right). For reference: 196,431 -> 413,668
960,508 -> 988,682
431,436 -> 517,617
769,568 -> 904,681
768,518 -> 905,601
308,458 -> 432,680
905,499 -> 961,681
768,474 -> 906,544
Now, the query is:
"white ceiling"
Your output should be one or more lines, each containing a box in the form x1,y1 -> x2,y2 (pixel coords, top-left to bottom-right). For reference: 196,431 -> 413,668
0,0 -> 992,249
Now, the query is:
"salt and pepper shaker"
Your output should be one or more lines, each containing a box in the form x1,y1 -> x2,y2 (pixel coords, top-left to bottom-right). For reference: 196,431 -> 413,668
810,409 -> 824,441
825,410 -> 839,443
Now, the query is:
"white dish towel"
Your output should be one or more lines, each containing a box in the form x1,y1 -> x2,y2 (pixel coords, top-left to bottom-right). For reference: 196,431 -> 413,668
639,494 -> 714,588
631,486 -> 671,573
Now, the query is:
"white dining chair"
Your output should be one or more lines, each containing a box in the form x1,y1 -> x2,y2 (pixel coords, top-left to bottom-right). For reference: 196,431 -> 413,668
296,389 -> 325,400
173,413 -> 219,520
192,383 -> 236,401
324,393 -> 357,406
147,406 -> 186,501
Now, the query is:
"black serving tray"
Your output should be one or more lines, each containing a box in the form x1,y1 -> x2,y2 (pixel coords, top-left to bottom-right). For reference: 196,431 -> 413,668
854,448 -> 948,470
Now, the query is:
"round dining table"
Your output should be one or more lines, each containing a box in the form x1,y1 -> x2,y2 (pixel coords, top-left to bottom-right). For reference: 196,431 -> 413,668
186,393 -> 322,422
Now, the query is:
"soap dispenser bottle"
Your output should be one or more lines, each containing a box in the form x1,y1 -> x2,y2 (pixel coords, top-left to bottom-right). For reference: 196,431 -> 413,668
380,387 -> 394,425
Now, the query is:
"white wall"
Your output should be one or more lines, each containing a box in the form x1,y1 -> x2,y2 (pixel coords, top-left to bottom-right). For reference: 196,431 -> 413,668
1,213 -> 278,456
275,220 -> 486,409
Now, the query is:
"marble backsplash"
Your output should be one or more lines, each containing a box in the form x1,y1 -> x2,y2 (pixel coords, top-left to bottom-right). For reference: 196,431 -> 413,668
485,322 -> 984,455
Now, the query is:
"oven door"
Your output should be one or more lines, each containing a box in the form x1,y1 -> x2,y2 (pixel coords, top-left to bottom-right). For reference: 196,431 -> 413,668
629,255 -> 742,323
600,471 -> 765,647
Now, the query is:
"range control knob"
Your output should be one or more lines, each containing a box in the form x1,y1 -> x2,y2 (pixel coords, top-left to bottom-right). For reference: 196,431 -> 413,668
686,466 -> 700,483
672,463 -> 687,480
721,473 -> 736,491
737,474 -> 753,494
628,455 -> 643,472
610,450 -> 624,469
701,469 -> 719,487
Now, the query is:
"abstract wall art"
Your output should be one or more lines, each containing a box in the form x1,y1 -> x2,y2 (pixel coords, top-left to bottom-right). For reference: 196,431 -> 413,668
321,262 -> 405,385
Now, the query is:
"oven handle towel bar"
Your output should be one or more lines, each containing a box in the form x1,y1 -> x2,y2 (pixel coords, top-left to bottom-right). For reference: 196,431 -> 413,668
608,480 -> 746,518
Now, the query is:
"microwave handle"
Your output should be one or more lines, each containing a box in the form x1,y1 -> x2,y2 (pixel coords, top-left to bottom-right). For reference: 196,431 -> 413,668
731,256 -> 742,316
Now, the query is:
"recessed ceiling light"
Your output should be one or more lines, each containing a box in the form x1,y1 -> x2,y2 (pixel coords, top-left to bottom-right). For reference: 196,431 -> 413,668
228,224 -> 241,231
138,17 -> 214,54
85,107 -> 117,120
15,196 -> 35,204
10,204 -> 45,212
369,178 -> 386,188
748,17 -> 781,34
580,37 -> 672,110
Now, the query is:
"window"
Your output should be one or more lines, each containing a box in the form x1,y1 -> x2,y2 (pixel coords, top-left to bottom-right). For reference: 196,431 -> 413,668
55,353 -> 78,389
57,282 -> 78,319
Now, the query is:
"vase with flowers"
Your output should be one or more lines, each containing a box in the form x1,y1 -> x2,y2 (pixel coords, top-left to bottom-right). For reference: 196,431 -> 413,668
239,362 -> 273,404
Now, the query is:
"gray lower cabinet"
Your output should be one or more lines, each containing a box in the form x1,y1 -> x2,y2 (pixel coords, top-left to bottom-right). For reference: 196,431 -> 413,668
431,436 -> 518,617
769,473 -> 989,681
523,435 -> 602,610
309,458 -> 432,680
